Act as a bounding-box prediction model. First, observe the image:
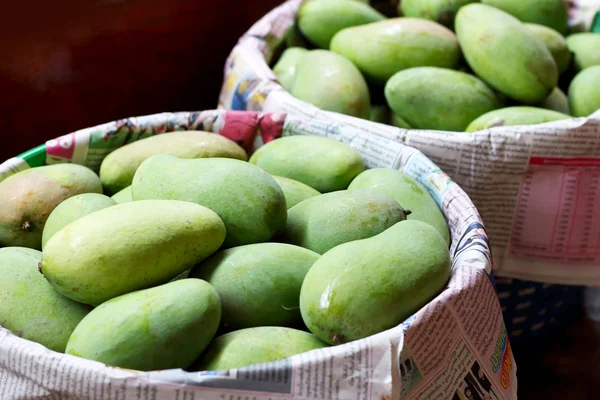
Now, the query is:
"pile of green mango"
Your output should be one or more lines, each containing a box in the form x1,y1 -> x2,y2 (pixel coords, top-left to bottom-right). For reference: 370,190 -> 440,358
0,129 -> 452,371
274,0 -> 600,131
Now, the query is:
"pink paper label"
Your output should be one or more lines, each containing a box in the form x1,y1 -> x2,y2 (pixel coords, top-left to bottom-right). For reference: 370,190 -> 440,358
46,133 -> 76,163
259,112 -> 285,144
219,111 -> 260,151
509,156 -> 600,264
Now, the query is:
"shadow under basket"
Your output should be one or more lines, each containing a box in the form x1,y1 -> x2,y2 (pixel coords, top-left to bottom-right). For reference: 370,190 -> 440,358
496,277 -> 584,346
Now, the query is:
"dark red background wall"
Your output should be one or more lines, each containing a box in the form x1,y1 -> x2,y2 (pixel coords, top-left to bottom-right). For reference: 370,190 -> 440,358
0,0 -> 281,160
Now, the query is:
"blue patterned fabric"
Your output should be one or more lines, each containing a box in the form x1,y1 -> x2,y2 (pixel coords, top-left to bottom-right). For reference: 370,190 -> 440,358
495,277 -> 584,345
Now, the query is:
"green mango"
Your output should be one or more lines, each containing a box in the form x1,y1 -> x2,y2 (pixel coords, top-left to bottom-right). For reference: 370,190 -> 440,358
272,175 -> 321,209
455,4 -> 558,104
40,200 -> 225,306
291,50 -> 371,118
0,164 -> 102,250
566,33 -> 600,72
390,113 -> 412,129
369,104 -> 390,124
399,0 -> 478,27
330,18 -> 460,84
249,136 -> 364,193
190,243 -> 319,329
349,168 -> 450,244
66,279 -> 221,371
132,155 -> 287,248
481,0 -> 568,34
300,220 -> 451,345
99,131 -> 247,195
569,66 -> 600,117
525,23 -> 571,74
282,189 -> 408,254
298,0 -> 385,49
465,106 -> 572,132
539,87 -> 571,115
0,247 -> 90,352
41,193 -> 116,249
384,67 -> 502,131
192,327 -> 327,371
111,185 -> 133,204
273,47 -> 308,91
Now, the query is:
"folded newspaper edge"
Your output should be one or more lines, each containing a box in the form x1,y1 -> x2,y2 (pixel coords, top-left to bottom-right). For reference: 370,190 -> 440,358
0,110 -> 516,400
218,0 -> 600,286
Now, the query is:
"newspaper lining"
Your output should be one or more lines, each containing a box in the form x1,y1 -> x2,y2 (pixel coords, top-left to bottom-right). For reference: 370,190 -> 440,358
0,109 -> 515,399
